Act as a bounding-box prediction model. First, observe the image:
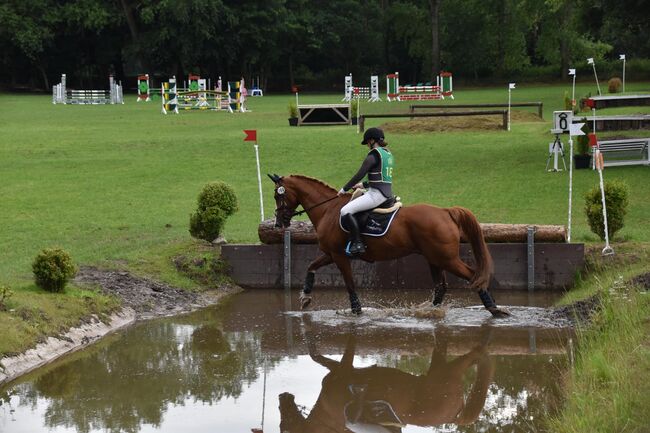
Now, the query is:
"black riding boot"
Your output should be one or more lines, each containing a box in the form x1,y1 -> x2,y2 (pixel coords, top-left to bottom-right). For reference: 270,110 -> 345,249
344,214 -> 366,256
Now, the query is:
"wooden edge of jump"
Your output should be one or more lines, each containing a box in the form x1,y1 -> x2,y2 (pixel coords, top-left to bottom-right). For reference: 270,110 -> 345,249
258,219 -> 567,244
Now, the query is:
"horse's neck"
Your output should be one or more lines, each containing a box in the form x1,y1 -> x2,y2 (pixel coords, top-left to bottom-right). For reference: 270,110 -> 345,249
289,177 -> 341,227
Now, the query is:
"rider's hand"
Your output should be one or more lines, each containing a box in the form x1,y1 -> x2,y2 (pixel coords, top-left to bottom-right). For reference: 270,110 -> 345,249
353,183 -> 364,189
338,188 -> 346,196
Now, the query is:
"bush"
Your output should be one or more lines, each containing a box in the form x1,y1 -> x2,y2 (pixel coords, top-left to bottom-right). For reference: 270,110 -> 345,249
584,180 -> 629,241
0,285 -> 14,311
288,100 -> 298,118
32,248 -> 77,292
189,181 -> 239,242
351,99 -> 359,117
575,119 -> 591,155
608,77 -> 622,93
579,92 -> 592,111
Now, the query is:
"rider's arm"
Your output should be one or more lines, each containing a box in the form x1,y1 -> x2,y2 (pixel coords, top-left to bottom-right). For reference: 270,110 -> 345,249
342,152 -> 379,191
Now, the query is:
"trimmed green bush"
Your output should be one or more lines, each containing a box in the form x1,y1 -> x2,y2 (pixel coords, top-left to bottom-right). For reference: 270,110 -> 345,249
608,77 -> 622,93
584,180 -> 629,241
189,181 -> 239,242
32,248 -> 77,292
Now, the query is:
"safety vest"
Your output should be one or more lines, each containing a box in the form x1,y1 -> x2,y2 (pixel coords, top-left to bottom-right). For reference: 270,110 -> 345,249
367,147 -> 394,185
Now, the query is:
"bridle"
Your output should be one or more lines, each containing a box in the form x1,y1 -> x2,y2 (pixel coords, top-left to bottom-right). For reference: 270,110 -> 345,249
273,182 -> 338,222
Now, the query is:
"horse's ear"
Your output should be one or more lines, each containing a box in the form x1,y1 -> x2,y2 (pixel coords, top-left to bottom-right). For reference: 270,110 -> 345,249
267,173 -> 275,182
267,173 -> 281,183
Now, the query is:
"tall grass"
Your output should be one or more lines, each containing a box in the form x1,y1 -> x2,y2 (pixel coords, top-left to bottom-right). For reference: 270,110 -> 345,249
548,246 -> 650,433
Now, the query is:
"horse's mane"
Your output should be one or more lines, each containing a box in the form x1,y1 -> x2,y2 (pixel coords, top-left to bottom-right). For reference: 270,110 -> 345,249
287,174 -> 338,193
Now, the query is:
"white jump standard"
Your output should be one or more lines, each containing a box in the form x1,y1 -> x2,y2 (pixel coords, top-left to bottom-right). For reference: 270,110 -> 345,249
52,74 -> 124,105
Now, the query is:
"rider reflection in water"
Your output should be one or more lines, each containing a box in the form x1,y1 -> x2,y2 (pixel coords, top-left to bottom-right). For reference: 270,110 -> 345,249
338,127 -> 395,256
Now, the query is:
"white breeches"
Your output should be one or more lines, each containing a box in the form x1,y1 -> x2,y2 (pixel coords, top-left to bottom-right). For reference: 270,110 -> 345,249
340,188 -> 387,216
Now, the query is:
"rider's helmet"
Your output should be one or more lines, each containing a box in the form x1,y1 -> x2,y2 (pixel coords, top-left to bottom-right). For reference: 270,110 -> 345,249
361,127 -> 385,145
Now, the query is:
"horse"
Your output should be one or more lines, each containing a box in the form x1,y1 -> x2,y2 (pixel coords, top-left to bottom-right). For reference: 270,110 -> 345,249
268,174 -> 509,317
278,333 -> 494,432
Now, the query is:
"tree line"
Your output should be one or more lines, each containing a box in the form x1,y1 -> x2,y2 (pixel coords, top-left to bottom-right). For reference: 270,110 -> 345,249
1,0 -> 648,91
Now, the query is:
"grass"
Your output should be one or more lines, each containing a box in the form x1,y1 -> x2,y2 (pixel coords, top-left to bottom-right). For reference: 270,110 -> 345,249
1,82 -> 649,356
548,245 -> 650,433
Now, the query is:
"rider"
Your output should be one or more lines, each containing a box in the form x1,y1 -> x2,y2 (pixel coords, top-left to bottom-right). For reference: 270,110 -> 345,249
338,127 -> 394,256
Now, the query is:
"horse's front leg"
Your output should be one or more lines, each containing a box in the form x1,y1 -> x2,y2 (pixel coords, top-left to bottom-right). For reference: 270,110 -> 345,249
429,265 -> 448,306
300,253 -> 333,309
332,254 -> 362,314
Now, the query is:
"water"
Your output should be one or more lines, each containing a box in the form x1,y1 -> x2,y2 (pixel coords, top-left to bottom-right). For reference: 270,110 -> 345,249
0,289 -> 573,433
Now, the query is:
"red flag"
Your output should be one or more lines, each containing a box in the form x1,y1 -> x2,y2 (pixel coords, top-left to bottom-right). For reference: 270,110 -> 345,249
243,129 -> 257,142
585,98 -> 595,109
588,133 -> 598,147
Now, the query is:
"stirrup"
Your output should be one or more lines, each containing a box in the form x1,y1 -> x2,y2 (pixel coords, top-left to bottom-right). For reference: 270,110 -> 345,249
345,240 -> 366,256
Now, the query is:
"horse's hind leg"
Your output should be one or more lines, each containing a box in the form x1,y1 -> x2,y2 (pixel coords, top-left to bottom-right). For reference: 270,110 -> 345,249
301,253 -> 333,309
331,254 -> 362,314
429,265 -> 448,306
443,258 -> 509,318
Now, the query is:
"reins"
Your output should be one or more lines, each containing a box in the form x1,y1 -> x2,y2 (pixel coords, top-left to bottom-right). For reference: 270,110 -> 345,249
291,195 -> 339,217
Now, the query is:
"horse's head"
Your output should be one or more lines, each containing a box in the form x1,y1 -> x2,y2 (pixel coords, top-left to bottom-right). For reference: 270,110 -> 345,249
268,174 -> 298,228
278,392 -> 308,433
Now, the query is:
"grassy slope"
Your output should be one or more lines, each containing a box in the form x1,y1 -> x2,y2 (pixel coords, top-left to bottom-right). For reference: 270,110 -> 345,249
549,245 -> 650,433
1,82 -> 649,356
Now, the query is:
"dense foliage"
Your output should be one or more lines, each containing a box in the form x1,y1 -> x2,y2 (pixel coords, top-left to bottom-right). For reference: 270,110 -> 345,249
189,181 -> 239,242
32,248 -> 78,292
1,0 -> 649,91
584,180 -> 629,241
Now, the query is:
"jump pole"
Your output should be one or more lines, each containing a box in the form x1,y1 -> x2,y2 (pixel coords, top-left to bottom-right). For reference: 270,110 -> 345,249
587,58 -> 602,96
620,54 -> 626,93
508,83 -> 515,131
568,121 -> 586,243
569,68 -> 576,111
595,148 -> 614,255
244,130 -> 264,221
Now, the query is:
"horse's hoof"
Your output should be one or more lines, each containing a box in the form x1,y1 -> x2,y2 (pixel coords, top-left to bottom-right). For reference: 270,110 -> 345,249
351,306 -> 362,315
489,307 -> 511,318
299,294 -> 312,310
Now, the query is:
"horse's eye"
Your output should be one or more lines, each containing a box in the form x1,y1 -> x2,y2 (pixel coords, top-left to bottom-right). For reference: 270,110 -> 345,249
277,186 -> 286,195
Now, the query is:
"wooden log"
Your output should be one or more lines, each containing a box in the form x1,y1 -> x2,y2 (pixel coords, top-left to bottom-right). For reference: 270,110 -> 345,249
258,219 -> 567,244
258,219 -> 319,244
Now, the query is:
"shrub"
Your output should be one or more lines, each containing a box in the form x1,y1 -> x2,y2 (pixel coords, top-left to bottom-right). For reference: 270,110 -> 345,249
579,92 -> 592,111
288,100 -> 298,118
563,91 -> 572,111
575,119 -> 591,155
608,77 -> 622,93
0,285 -> 14,311
351,99 -> 359,117
32,248 -> 77,292
189,181 -> 239,242
584,180 -> 629,241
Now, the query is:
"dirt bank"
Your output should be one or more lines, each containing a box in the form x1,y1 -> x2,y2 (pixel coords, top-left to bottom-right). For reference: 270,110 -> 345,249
75,266 -> 240,319
0,267 -> 240,385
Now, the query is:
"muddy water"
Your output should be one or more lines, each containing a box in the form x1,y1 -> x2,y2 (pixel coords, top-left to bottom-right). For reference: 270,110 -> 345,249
0,289 -> 573,433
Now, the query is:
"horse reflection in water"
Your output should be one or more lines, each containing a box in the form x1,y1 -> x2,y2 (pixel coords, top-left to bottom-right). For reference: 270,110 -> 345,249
278,333 -> 494,433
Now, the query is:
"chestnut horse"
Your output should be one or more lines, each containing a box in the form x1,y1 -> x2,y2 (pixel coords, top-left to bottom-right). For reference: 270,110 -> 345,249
279,333 -> 494,432
269,174 -> 509,317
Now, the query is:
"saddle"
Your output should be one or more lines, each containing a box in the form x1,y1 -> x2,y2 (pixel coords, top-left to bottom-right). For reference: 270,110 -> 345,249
340,190 -> 402,237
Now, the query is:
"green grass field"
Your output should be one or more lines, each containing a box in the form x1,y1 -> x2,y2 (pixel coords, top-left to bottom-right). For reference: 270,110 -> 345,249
2,83 -> 649,286
1,84 -> 650,427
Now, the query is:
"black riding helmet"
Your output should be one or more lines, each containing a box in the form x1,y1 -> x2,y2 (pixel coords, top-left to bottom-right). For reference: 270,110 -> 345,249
361,127 -> 384,145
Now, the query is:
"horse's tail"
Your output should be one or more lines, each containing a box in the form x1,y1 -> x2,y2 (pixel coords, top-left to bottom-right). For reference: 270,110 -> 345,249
447,207 -> 493,289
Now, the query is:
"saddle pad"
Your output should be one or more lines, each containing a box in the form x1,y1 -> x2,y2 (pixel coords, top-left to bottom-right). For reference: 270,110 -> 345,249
340,208 -> 400,237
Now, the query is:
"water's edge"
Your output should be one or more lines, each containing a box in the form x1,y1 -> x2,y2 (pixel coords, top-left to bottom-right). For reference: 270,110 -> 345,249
0,308 -> 136,386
